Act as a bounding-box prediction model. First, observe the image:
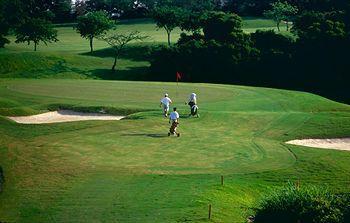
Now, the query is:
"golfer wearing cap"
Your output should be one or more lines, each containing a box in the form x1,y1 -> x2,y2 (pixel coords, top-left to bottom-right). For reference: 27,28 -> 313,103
160,93 -> 172,117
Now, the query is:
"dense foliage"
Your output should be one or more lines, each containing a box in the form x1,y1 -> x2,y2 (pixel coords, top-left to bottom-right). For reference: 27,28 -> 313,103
0,0 -> 65,49
79,0 -> 350,17
0,166 -> 3,193
150,7 -> 350,103
253,184 -> 350,223
1,0 -> 349,25
0,0 -> 10,48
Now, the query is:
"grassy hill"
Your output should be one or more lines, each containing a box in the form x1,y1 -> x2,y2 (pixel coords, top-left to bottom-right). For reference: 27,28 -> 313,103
0,18 -> 280,80
0,79 -> 349,222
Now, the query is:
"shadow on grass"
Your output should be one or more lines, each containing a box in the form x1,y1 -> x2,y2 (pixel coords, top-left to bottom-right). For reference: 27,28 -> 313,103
36,55 -> 150,80
90,67 -> 149,80
121,133 -> 168,138
117,18 -> 155,25
80,44 -> 158,61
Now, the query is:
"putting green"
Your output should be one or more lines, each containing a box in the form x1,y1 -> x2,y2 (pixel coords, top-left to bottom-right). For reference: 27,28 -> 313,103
0,79 -> 349,222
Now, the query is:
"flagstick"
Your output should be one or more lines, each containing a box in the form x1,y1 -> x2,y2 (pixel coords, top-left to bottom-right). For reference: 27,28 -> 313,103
176,72 -> 181,98
176,79 -> 179,97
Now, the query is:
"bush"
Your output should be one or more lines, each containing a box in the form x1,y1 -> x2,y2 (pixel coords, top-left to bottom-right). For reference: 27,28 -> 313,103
251,30 -> 294,55
341,194 -> 350,223
0,166 -> 4,192
177,32 -> 204,45
0,35 -> 10,48
253,183 -> 350,223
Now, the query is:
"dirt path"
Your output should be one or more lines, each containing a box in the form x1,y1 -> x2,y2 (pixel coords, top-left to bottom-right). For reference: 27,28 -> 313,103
286,138 -> 350,151
8,110 -> 125,124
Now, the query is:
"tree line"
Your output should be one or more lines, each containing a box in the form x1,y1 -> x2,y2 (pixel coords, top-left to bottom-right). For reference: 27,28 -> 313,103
149,4 -> 350,103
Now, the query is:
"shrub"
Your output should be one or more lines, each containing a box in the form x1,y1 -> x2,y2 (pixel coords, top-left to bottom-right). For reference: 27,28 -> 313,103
251,30 -> 294,55
0,166 -> 4,192
177,32 -> 204,45
253,183 -> 350,223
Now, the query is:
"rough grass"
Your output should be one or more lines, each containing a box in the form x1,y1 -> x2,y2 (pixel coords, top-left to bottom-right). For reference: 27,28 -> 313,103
254,183 -> 350,223
0,79 -> 349,222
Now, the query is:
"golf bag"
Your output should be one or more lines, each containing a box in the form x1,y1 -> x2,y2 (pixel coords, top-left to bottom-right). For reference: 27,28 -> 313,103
169,121 -> 180,137
191,105 -> 198,116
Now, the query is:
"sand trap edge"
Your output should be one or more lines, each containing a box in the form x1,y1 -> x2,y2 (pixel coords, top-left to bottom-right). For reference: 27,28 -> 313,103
286,138 -> 350,151
7,110 -> 125,124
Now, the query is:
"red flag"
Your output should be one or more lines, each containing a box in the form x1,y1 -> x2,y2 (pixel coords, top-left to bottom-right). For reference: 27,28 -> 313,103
176,72 -> 182,81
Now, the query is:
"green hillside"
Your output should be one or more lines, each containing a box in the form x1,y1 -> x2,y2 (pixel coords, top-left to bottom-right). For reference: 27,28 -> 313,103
0,18 -> 280,80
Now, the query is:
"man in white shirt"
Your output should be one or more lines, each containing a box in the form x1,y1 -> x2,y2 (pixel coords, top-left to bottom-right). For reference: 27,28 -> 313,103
187,92 -> 199,117
188,93 -> 197,106
168,107 -> 180,137
160,93 -> 172,117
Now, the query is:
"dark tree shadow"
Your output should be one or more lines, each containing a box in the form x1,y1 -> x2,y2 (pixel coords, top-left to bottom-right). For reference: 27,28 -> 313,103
80,44 -> 159,61
44,56 -> 150,80
117,18 -> 155,25
121,133 -> 168,138
90,67 -> 149,80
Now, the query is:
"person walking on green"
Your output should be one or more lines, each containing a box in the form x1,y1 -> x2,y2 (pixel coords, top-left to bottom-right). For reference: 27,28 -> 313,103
168,107 -> 180,137
160,93 -> 172,117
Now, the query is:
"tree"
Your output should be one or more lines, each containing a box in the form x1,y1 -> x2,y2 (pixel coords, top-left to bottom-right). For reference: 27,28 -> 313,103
74,0 -> 88,17
51,0 -> 72,23
101,31 -> 147,71
10,0 -> 55,21
152,6 -> 183,46
0,0 -> 10,48
292,11 -> 347,41
76,11 -> 113,53
202,11 -> 249,45
179,11 -> 203,33
86,0 -> 107,12
15,18 -> 58,51
251,29 -> 293,55
0,0 -> 59,48
264,1 -> 298,31
151,12 -> 257,83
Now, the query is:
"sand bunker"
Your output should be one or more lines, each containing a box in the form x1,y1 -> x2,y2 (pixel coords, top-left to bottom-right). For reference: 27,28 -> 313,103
286,138 -> 350,151
8,110 -> 125,124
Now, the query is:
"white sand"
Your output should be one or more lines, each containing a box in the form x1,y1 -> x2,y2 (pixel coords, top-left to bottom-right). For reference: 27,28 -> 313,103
8,110 -> 125,124
286,138 -> 350,151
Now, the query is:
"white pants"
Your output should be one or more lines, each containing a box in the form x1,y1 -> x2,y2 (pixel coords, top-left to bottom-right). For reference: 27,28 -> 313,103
163,104 -> 169,113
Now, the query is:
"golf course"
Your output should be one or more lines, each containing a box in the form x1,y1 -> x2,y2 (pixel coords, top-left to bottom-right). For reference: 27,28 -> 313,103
0,15 -> 350,223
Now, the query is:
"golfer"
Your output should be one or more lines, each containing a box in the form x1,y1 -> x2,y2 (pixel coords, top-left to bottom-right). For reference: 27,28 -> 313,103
168,107 -> 180,136
188,93 -> 197,107
169,107 -> 179,124
160,93 -> 172,117
187,92 -> 199,117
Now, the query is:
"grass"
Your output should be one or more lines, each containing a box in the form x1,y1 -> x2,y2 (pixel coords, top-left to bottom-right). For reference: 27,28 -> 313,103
0,79 -> 349,222
6,18 -> 278,52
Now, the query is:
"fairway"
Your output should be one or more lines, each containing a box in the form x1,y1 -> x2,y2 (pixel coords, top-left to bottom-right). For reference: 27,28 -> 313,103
0,79 -> 350,222
5,18 -> 278,52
